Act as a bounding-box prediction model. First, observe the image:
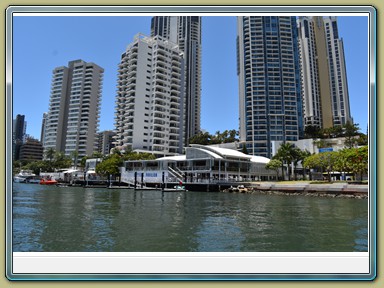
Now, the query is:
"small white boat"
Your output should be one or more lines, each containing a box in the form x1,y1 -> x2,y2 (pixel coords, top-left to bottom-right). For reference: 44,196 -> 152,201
13,170 -> 36,183
162,185 -> 187,192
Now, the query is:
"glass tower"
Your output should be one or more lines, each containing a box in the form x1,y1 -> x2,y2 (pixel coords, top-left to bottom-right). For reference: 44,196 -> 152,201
237,16 -> 303,158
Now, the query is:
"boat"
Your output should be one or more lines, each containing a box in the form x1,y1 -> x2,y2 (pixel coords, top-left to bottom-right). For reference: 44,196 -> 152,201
162,185 -> 187,192
26,176 -> 41,184
13,170 -> 36,183
40,178 -> 58,185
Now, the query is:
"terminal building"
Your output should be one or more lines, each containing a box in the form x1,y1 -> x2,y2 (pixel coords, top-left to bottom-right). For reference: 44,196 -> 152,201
121,145 -> 275,187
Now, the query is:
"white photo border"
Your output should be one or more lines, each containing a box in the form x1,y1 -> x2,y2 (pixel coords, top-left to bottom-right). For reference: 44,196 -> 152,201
6,5 -> 377,281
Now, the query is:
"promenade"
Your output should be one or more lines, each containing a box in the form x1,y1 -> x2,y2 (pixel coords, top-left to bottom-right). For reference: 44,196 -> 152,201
226,182 -> 368,199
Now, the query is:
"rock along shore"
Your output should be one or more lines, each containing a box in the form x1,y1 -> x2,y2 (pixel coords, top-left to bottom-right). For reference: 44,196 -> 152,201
222,182 -> 368,199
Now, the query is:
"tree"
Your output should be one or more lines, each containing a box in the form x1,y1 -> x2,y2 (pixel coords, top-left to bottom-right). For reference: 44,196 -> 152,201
96,154 -> 123,181
241,144 -> 248,155
356,133 -> 368,146
299,150 -> 312,180
274,143 -> 296,180
44,147 -> 56,162
70,151 -> 79,168
53,151 -> 72,169
322,127 -> 334,139
92,152 -> 104,159
79,156 -> 88,169
337,146 -> 368,180
343,122 -> 360,148
189,130 -> 239,145
189,132 -> 211,145
320,152 -> 338,182
266,159 -> 282,180
291,146 -> 304,180
332,125 -> 343,138
304,125 -> 321,139
334,148 -> 352,181
25,161 -> 46,175
303,151 -> 338,182
122,150 -> 156,161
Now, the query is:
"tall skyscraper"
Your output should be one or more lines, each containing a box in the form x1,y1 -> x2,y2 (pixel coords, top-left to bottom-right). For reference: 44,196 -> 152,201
297,16 -> 352,129
40,112 -> 48,144
13,114 -> 27,160
13,114 -> 27,144
44,60 -> 104,157
237,16 -> 303,158
114,33 -> 185,155
151,16 -> 202,145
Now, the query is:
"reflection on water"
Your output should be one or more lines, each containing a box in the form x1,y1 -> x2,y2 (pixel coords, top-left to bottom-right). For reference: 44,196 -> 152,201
12,183 -> 368,252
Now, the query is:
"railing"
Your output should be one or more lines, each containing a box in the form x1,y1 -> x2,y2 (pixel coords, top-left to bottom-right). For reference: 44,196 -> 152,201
167,167 -> 184,183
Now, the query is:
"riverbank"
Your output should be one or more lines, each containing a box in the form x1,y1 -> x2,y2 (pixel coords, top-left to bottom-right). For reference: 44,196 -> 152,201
223,182 -> 368,199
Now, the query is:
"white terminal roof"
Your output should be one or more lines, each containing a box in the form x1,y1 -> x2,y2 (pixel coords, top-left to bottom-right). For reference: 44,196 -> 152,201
157,155 -> 186,161
250,155 -> 271,164
157,145 -> 270,164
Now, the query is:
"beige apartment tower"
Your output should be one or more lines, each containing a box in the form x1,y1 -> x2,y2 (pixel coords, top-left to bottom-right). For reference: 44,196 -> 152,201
297,16 -> 352,129
43,60 -> 104,157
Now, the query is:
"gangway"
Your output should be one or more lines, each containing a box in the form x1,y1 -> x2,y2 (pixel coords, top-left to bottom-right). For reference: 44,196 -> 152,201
167,166 -> 184,183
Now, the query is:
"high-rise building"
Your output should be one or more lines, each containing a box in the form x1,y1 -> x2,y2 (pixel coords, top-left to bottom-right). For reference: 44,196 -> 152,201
44,60 -> 104,157
237,16 -> 303,158
96,130 -> 116,155
14,114 -> 27,143
40,112 -> 48,144
151,16 -> 202,145
13,114 -> 27,160
114,33 -> 184,155
297,16 -> 352,129
19,137 -> 44,162
323,16 -> 353,127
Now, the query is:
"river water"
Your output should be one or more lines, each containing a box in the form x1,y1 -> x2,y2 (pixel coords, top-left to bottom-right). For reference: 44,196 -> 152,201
12,183 -> 368,252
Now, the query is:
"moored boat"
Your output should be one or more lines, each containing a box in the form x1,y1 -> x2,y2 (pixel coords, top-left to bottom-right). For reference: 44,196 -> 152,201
26,176 -> 41,184
13,170 -> 36,183
162,185 -> 187,192
40,178 -> 58,185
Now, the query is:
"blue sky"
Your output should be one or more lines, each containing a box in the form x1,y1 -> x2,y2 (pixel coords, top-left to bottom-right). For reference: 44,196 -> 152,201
12,15 -> 369,140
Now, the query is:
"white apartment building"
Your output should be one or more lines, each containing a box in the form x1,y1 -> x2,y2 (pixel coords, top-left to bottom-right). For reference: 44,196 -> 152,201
44,60 -> 104,157
114,33 -> 185,155
151,16 -> 202,145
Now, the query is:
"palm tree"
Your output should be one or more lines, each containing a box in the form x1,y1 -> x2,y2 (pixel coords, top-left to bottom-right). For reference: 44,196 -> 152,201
291,146 -> 304,180
343,121 -> 360,148
299,150 -> 312,180
70,151 -> 79,169
44,147 -> 56,162
274,143 -> 296,181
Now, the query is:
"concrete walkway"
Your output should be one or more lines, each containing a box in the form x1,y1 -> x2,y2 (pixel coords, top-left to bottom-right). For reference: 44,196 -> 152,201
247,181 -> 368,197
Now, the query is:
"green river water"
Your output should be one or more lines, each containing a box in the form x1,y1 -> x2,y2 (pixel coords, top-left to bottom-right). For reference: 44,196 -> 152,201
12,183 -> 368,252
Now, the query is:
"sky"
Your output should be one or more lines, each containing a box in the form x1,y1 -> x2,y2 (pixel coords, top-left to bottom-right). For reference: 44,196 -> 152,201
12,14 -> 369,140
